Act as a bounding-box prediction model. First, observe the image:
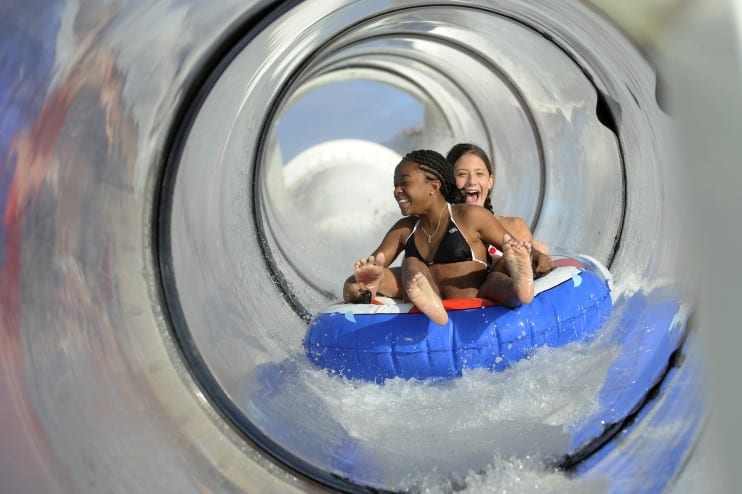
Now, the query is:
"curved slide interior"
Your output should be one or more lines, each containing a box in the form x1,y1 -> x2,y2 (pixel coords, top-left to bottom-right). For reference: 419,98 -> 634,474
1,1 -> 720,492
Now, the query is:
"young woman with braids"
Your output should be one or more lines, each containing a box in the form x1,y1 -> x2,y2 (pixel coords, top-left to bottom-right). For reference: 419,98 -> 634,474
343,149 -> 545,326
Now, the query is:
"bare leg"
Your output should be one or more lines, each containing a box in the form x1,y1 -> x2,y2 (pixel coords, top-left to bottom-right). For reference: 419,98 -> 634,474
406,273 -> 448,325
354,253 -> 385,297
502,238 -> 534,304
479,236 -> 534,307
402,257 -> 448,325
343,254 -> 404,302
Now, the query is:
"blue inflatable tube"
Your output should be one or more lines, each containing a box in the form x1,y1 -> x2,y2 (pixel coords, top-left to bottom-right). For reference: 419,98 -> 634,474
305,256 -> 613,382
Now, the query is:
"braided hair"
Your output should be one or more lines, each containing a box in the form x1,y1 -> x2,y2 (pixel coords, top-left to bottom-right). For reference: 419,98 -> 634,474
403,149 -> 464,204
445,143 -> 494,213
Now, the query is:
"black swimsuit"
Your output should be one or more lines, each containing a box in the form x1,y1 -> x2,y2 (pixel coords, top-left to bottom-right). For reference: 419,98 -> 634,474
404,204 -> 488,267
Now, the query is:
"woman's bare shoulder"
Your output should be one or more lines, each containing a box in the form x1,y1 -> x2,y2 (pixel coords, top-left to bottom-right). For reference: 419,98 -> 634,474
454,203 -> 491,220
392,216 -> 417,227
387,216 -> 417,236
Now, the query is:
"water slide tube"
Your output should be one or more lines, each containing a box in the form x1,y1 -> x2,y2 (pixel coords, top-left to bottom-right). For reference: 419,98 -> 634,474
2,1 -> 736,492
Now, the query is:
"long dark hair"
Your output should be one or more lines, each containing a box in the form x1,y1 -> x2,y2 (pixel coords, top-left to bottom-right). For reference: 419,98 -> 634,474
445,143 -> 494,213
403,149 -> 464,204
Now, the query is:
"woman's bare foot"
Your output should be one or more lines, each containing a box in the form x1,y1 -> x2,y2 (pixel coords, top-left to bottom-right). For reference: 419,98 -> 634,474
502,236 -> 534,304
353,253 -> 385,299
406,272 -> 448,326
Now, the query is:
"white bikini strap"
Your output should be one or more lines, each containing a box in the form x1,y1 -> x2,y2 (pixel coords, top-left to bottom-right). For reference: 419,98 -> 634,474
405,218 -> 421,243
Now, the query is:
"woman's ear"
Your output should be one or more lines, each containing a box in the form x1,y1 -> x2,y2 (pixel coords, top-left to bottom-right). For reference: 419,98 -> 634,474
431,179 -> 442,194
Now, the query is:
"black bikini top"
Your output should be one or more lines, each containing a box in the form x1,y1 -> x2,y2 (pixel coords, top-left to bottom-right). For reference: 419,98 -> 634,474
404,204 -> 488,266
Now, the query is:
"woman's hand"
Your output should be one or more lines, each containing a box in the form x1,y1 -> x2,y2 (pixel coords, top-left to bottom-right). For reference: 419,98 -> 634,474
531,250 -> 553,277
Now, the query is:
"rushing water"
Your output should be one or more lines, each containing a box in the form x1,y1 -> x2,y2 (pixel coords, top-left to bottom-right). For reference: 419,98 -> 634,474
296,336 -> 619,492
246,303 -> 625,492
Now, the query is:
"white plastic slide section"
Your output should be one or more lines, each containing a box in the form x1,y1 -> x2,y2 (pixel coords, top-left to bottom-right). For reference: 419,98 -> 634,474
0,0 -> 734,493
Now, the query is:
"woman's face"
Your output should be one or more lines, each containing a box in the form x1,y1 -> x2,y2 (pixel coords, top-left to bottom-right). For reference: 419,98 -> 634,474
454,153 -> 494,207
393,160 -> 436,216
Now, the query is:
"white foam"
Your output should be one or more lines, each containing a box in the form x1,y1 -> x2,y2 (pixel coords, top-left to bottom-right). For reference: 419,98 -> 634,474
296,327 -> 621,491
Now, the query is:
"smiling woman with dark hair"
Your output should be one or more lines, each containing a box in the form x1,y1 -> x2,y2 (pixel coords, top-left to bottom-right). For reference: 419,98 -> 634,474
446,142 -> 550,255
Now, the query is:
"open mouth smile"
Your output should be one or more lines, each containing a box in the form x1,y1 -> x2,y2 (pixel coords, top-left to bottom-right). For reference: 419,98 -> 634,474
463,189 -> 480,205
